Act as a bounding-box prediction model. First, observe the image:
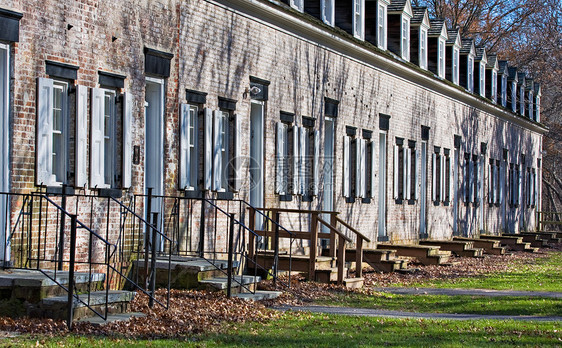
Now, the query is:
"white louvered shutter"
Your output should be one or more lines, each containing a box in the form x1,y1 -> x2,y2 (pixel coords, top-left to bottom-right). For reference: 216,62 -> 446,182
371,141 -> 377,199
448,155 -> 453,202
476,159 -> 482,203
356,138 -> 362,198
393,145 -> 399,200
313,129 -> 320,196
233,114 -> 242,191
414,150 -> 421,199
534,169 -> 538,206
469,159 -> 475,203
122,92 -> 133,189
179,103 -> 190,189
432,153 -> 437,202
492,164 -> 498,203
440,154 -> 445,202
212,110 -> 222,191
499,162 -> 504,204
203,108 -> 213,190
36,78 -> 54,186
405,148 -> 411,200
518,165 -> 522,205
275,122 -> 284,194
299,127 -> 306,194
75,85 -> 88,188
90,87 -> 106,188
291,126 -> 299,195
343,136 -> 350,197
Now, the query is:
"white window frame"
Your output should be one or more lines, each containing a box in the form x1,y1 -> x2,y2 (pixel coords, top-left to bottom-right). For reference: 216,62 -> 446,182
0,44 -> 9,194
519,85 -> 525,116
353,0 -> 365,40
528,91 -> 534,118
180,104 -> 199,190
377,3 -> 387,50
479,62 -> 486,97
51,81 -> 69,185
213,110 -> 230,192
289,0 -> 304,12
511,81 -> 517,112
467,57 -> 474,92
501,74 -> 507,107
452,47 -> 459,85
491,70 -> 497,103
401,16 -> 410,61
419,28 -> 427,70
438,38 -> 445,78
536,96 -> 540,122
102,90 -> 116,187
321,0 -> 335,26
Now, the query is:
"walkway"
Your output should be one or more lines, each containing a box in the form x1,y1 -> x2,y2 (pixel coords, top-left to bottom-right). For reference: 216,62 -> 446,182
371,287 -> 562,298
274,305 -> 562,322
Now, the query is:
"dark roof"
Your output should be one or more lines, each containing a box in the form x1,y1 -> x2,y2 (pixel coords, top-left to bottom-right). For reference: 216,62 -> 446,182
446,29 -> 460,45
517,72 -> 526,84
388,0 -> 407,13
508,67 -> 518,80
525,78 -> 534,91
428,19 -> 446,36
533,83 -> 541,94
498,60 -> 509,74
486,54 -> 498,69
460,38 -> 474,54
411,6 -> 427,25
475,47 -> 486,61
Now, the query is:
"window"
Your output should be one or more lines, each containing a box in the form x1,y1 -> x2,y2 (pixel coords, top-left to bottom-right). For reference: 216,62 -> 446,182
401,17 -> 410,60
366,137 -> 375,200
444,150 -> 452,203
452,48 -> 459,85
420,29 -> 427,70
438,39 -> 445,78
275,122 -> 289,195
489,159 -> 500,205
479,62 -> 486,97
180,104 -> 199,190
519,86 -> 525,115
511,82 -> 517,112
501,75 -> 507,107
213,110 -> 230,191
408,142 -> 418,200
321,0 -> 334,26
528,91 -> 534,119
377,3 -> 387,49
290,0 -> 304,12
353,0 -> 364,40
536,96 -> 540,122
36,78 -> 70,186
463,153 -> 478,203
467,57 -> 474,92
491,71 -> 497,103
393,138 -> 407,202
432,148 -> 442,203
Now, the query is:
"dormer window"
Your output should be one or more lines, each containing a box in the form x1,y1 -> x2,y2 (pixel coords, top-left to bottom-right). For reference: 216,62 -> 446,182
536,96 -> 540,122
438,38 -> 445,78
401,17 -> 410,60
452,47 -> 459,85
290,0 -> 304,12
419,28 -> 427,69
468,57 -> 474,92
519,86 -> 525,115
321,0 -> 335,26
511,81 -> 517,112
501,75 -> 507,107
353,0 -> 365,39
479,61 -> 486,97
377,3 -> 387,49
491,70 -> 497,103
528,91 -> 534,118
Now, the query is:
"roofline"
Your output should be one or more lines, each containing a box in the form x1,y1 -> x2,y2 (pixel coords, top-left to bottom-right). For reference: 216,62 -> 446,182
213,0 -> 548,135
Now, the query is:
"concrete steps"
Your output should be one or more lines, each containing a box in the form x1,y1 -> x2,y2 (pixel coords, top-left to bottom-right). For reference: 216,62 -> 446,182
420,240 -> 484,258
453,237 -> 506,255
345,249 -> 410,273
377,244 -> 452,265
479,235 -> 539,252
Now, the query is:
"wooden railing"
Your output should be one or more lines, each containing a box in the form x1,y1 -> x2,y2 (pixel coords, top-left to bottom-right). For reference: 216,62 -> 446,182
536,211 -> 562,231
247,207 -> 370,284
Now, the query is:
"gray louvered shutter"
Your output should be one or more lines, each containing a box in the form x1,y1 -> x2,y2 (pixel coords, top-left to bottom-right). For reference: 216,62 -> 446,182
75,85 -> 88,188
343,136 -> 350,197
122,92 -> 133,189
203,108 -> 213,190
179,103 -> 190,189
90,87 -> 106,188
36,78 -> 54,186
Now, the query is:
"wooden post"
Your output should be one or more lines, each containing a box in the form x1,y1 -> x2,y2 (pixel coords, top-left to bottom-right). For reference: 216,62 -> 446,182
248,207 -> 256,259
355,237 -> 363,278
309,212 -> 319,281
329,213 -> 337,258
337,235 -> 345,285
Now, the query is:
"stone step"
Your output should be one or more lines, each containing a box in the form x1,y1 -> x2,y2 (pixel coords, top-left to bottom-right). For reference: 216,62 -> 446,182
479,234 -> 524,245
253,253 -> 335,272
0,269 -> 105,303
420,240 -> 481,256
200,275 -> 260,293
33,290 -> 135,321
343,277 -> 364,289
233,290 -> 283,301
453,237 -> 506,255
345,249 -> 408,273
77,312 -> 146,325
503,233 -> 548,248
377,244 -> 451,265
519,232 -> 562,244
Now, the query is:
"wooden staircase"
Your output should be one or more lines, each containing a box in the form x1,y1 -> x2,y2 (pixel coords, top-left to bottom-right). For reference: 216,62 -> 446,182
420,240 -> 484,258
479,234 -> 539,252
345,249 -> 409,273
453,237 -> 506,255
377,244 -> 452,265
502,233 -> 548,248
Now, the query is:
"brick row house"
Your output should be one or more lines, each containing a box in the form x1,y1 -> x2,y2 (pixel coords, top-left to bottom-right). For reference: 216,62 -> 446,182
0,0 -> 545,271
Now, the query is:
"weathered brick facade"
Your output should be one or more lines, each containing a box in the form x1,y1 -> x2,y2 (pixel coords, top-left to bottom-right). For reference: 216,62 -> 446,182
0,0 -> 545,260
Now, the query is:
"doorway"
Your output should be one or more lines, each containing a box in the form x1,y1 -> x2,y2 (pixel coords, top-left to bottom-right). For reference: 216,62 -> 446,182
249,101 -> 264,229
145,78 -> 164,249
378,132 -> 387,240
419,141 -> 428,237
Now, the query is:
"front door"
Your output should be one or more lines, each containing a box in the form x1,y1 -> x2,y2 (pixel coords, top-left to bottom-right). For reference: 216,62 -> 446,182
0,44 -> 9,263
145,78 -> 164,248
419,141 -> 427,237
249,101 -> 264,229
378,132 -> 387,240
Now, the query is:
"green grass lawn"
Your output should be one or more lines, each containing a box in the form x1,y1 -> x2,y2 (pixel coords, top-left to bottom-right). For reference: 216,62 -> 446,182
3,312 -> 561,347
410,252 -> 562,291
316,293 -> 562,316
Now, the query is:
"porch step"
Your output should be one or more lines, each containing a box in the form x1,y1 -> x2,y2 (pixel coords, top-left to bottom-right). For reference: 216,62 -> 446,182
133,256 -> 240,289
345,249 -> 409,273
518,232 -> 562,244
502,233 -> 548,248
377,244 -> 451,265
233,290 -> 283,301
78,312 -> 146,325
479,235 -> 539,252
0,269 -> 104,303
452,237 -> 506,255
420,240 -> 484,258
253,253 -> 336,272
200,275 -> 261,294
33,290 -> 135,321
